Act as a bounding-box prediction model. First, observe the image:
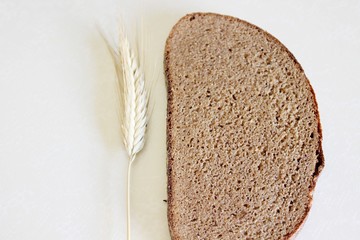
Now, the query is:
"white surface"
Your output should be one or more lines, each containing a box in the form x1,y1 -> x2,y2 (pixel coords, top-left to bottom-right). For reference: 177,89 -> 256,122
0,0 -> 359,239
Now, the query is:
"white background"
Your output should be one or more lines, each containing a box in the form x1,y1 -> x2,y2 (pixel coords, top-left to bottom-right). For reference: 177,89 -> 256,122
0,0 -> 359,239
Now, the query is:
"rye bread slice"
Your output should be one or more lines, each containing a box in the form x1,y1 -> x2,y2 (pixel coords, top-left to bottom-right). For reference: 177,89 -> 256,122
165,13 -> 324,240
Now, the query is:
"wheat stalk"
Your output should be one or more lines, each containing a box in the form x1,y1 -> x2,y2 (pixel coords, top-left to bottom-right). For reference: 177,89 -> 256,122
119,31 -> 147,240
101,24 -> 148,240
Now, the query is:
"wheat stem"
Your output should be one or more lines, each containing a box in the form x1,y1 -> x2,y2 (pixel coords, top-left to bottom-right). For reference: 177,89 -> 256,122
127,156 -> 135,240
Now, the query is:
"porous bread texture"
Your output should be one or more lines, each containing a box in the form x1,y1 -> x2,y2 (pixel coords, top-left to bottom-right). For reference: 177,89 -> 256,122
165,12 -> 324,240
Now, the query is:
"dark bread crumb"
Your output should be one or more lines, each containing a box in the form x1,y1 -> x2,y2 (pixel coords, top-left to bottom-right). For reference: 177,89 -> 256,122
165,12 -> 324,240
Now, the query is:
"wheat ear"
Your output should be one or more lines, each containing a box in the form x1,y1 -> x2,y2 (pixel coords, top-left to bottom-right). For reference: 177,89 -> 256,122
104,25 -> 148,240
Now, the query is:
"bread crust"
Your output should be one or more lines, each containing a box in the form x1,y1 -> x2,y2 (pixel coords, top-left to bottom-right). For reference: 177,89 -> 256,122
165,12 -> 324,240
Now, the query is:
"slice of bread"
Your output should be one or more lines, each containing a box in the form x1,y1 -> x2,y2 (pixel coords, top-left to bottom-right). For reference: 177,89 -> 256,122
165,13 -> 324,240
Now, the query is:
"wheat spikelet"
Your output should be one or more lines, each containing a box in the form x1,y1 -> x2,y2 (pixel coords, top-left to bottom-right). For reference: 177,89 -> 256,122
119,31 -> 147,159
